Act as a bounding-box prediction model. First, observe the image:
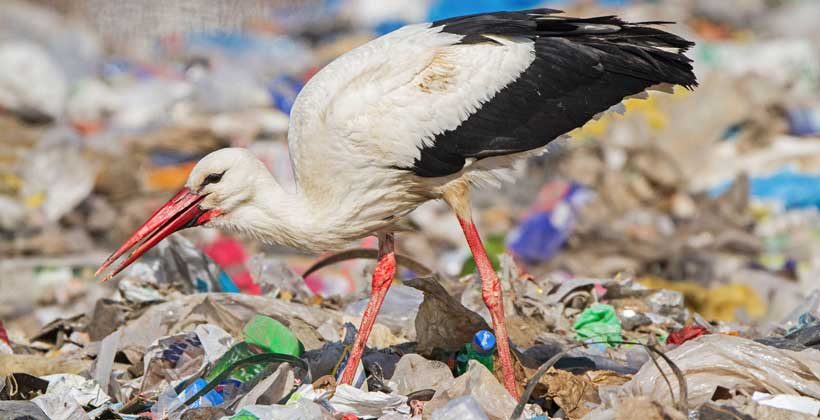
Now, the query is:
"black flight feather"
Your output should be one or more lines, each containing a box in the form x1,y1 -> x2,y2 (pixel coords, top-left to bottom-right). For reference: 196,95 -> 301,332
406,9 -> 697,177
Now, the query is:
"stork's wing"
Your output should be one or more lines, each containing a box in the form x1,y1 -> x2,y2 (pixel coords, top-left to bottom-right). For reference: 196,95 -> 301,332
288,9 -> 696,180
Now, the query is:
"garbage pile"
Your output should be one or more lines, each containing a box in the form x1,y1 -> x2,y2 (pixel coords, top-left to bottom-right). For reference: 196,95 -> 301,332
2,0 -> 820,419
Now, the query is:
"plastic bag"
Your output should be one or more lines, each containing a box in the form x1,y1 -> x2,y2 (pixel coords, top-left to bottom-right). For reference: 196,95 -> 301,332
0,41 -> 67,119
424,361 -> 517,420
507,181 -> 594,263
431,395 -> 488,420
344,284 -> 423,335
573,304 -> 623,347
121,234 -> 238,293
624,335 -> 820,406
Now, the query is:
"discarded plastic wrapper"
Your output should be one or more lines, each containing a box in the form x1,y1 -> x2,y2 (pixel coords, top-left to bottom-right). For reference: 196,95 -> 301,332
228,398 -> 333,420
41,374 -> 110,408
141,330 -> 209,396
624,334 -> 820,406
31,393 -> 90,420
343,284 -> 423,336
666,325 -> 708,345
508,181 -> 594,263
232,363 -> 294,411
573,304 -> 623,347
329,384 -> 409,419
431,395 -> 488,420
121,234 -> 238,293
391,353 -> 454,396
424,360 -> 517,420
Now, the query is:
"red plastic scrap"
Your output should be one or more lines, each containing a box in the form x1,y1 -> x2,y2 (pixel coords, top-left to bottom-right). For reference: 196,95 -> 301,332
202,234 -> 261,295
0,320 -> 9,347
667,325 -> 708,345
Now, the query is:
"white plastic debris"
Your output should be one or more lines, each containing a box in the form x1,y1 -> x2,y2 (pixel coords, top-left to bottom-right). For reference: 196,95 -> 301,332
0,41 -> 67,119
93,330 -> 121,394
194,324 -> 235,365
432,395 -> 489,420
752,392 -> 820,416
329,384 -> 409,419
624,335 -> 820,406
424,361 -> 517,420
344,284 -> 423,335
391,354 -> 454,395
42,373 -> 110,407
21,136 -> 98,223
224,399 -> 333,420
32,393 -> 91,420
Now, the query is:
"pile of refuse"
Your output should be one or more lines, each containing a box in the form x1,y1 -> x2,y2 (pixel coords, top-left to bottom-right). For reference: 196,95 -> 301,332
3,0 -> 820,419
3,239 -> 820,419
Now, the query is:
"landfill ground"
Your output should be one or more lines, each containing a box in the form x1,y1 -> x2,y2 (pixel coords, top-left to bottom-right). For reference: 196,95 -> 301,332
2,0 -> 820,419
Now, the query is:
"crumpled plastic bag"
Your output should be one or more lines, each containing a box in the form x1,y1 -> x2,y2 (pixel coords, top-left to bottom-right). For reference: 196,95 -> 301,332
0,41 -> 67,119
140,324 -> 234,396
122,234 -> 238,293
329,384 -> 409,419
31,393 -> 90,420
573,304 -> 622,347
623,335 -> 820,406
226,398 -> 333,420
21,136 -> 97,223
424,360 -> 517,420
42,374 -> 110,407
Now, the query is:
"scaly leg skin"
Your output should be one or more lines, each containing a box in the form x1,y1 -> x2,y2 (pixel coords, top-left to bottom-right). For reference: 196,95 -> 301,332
339,233 -> 396,385
457,216 -> 520,398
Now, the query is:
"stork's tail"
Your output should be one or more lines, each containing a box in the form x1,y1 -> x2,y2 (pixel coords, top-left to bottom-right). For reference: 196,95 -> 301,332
435,8 -> 698,90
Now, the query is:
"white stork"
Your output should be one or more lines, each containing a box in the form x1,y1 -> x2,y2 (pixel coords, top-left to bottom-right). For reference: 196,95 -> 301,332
97,9 -> 696,397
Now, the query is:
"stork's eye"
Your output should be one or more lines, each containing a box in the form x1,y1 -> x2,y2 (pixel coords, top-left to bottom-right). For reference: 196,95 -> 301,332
202,171 -> 225,186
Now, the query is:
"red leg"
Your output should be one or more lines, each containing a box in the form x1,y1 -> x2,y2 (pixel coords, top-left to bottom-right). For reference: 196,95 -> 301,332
458,217 -> 520,398
339,233 -> 396,385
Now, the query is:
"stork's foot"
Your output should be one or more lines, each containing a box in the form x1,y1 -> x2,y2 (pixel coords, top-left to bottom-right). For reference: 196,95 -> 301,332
338,234 -> 396,385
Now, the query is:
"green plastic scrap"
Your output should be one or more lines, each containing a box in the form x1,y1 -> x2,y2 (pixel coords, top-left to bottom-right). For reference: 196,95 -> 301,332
230,410 -> 259,420
243,315 -> 304,357
573,303 -> 623,347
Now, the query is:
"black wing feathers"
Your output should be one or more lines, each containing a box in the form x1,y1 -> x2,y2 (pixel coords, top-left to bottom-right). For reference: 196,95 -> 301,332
408,9 -> 697,177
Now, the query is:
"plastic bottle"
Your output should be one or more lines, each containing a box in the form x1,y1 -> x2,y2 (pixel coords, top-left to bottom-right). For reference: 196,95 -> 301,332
203,315 -> 303,401
455,330 -> 495,375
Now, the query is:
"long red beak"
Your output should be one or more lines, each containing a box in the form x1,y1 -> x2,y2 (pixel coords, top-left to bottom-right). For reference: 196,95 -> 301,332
96,188 -> 215,283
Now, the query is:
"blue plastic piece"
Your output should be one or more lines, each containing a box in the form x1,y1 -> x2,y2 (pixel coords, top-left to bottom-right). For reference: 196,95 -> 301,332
217,271 -> 240,293
473,330 -> 496,353
178,378 -> 224,408
788,108 -> 820,136
709,168 -> 820,209
507,183 -> 592,263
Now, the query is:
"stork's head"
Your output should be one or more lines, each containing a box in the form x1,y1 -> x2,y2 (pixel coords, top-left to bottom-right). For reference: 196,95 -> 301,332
96,148 -> 268,282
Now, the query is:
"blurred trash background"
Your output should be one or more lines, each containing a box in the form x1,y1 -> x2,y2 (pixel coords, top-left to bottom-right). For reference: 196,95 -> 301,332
2,0 -> 820,419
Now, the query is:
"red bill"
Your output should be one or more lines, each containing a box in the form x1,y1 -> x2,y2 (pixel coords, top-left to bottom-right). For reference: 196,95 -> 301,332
96,187 -> 220,283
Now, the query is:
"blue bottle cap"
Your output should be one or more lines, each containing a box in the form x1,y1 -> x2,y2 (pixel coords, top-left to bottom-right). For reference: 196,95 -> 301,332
473,330 -> 496,352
